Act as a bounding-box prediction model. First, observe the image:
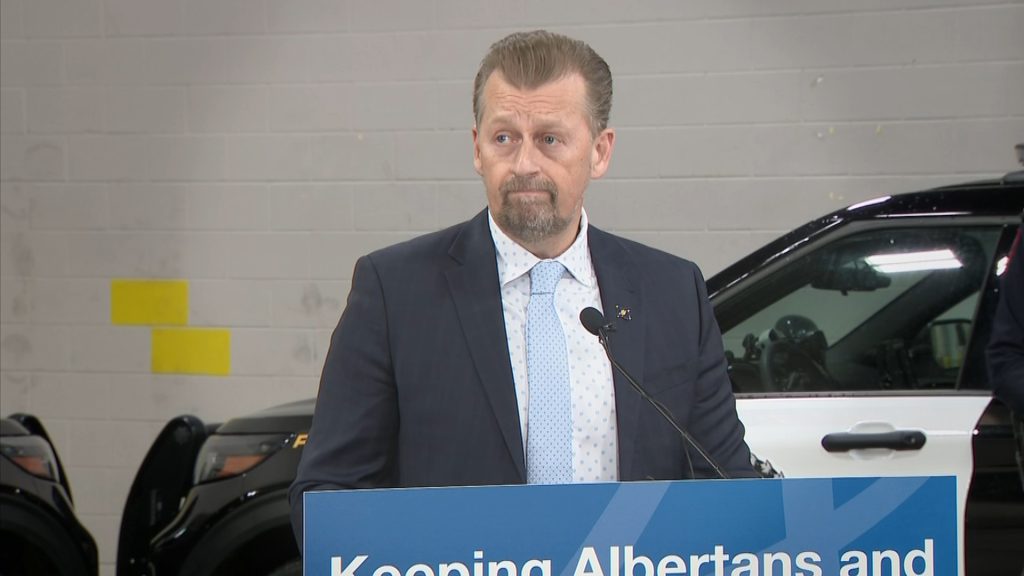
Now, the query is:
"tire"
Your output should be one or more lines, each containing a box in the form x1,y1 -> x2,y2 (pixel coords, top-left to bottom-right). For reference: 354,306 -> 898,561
0,497 -> 92,576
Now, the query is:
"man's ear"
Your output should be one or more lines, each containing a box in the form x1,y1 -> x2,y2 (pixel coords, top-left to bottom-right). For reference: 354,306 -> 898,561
590,128 -> 615,179
472,125 -> 483,176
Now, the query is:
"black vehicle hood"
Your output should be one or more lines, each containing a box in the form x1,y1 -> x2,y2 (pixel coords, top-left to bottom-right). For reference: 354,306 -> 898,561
214,398 -> 315,434
1,418 -> 31,436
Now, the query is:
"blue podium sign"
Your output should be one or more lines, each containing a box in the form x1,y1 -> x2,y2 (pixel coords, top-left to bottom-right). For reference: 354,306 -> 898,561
305,476 -> 955,576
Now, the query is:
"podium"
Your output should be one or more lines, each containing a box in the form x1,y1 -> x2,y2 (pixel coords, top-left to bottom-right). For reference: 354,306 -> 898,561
305,477 -> 956,576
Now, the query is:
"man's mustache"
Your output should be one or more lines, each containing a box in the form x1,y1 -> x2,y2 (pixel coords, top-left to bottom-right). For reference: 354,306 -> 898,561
499,176 -> 558,197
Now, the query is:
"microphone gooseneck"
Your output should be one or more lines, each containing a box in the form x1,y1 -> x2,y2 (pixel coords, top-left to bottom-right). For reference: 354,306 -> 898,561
578,307 -> 730,480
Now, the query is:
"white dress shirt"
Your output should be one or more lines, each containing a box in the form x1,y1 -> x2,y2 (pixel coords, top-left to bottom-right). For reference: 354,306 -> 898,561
488,209 -> 619,482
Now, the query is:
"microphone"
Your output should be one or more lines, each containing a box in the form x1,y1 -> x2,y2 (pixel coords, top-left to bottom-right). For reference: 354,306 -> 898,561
579,307 -> 730,480
580,307 -> 614,338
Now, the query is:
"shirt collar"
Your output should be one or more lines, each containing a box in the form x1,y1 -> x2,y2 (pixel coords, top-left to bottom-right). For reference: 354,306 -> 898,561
488,208 -> 596,289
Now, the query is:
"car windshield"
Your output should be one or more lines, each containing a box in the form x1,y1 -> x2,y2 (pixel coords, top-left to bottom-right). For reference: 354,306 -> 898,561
718,225 -> 1001,394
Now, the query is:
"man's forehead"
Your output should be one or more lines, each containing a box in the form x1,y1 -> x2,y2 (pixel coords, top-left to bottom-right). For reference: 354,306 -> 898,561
480,71 -> 588,122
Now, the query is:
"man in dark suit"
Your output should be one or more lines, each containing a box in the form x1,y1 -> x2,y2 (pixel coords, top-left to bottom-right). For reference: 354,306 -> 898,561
290,30 -> 755,542
988,217 -> 1024,412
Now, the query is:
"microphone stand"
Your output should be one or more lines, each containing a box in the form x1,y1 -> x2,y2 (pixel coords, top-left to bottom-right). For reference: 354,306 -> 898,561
591,318 -> 730,480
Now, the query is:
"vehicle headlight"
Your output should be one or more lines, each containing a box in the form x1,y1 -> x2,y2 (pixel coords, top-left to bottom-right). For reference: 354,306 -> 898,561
1,435 -> 60,481
193,434 -> 290,484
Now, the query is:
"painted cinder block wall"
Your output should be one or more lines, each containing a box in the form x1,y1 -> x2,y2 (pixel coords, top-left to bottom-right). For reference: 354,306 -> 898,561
1,1 -> 1022,573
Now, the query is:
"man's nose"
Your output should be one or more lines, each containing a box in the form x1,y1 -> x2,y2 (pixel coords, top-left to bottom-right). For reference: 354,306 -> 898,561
512,140 -> 540,175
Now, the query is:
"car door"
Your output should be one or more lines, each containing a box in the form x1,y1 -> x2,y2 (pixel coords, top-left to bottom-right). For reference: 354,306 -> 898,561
714,220 -> 1009,575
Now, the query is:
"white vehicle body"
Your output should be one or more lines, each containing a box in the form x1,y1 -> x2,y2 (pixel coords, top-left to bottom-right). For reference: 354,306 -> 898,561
737,394 -> 993,576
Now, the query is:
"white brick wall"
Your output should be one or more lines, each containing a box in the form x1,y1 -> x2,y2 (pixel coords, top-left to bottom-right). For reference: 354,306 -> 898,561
1,2 -> 1021,574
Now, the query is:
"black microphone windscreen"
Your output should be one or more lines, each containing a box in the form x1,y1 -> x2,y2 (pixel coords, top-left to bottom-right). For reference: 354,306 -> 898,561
579,307 -> 606,336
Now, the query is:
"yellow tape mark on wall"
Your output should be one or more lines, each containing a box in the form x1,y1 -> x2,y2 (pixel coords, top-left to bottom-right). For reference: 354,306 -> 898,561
111,279 -> 189,326
152,328 -> 231,376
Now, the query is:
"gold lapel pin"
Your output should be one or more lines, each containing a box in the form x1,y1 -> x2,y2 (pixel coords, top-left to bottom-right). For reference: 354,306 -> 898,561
616,306 -> 632,321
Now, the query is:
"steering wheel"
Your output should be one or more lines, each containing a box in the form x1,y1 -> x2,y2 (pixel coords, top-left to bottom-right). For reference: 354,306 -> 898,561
758,322 -> 833,392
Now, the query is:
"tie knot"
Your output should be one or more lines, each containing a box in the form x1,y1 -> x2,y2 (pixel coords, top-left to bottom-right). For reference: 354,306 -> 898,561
530,261 -> 565,294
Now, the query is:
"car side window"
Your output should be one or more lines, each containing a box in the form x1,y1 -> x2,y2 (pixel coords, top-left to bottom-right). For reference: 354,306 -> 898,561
719,226 -> 1001,394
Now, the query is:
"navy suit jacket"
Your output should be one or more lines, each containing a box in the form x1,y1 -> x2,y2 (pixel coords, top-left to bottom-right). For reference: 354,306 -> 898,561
289,210 -> 754,541
988,220 -> 1024,412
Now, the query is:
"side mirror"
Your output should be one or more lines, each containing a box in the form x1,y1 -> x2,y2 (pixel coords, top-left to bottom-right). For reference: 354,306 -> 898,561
929,319 -> 971,370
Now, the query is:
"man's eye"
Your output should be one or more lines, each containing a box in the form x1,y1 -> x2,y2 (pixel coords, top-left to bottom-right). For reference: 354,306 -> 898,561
495,134 -> 510,144
541,135 -> 558,145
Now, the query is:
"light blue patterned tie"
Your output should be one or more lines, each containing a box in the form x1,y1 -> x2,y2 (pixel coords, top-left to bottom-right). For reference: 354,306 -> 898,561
526,260 -> 573,484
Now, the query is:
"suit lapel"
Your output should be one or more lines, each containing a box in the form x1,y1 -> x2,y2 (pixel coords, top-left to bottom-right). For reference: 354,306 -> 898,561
445,210 -> 526,481
589,226 -> 645,481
